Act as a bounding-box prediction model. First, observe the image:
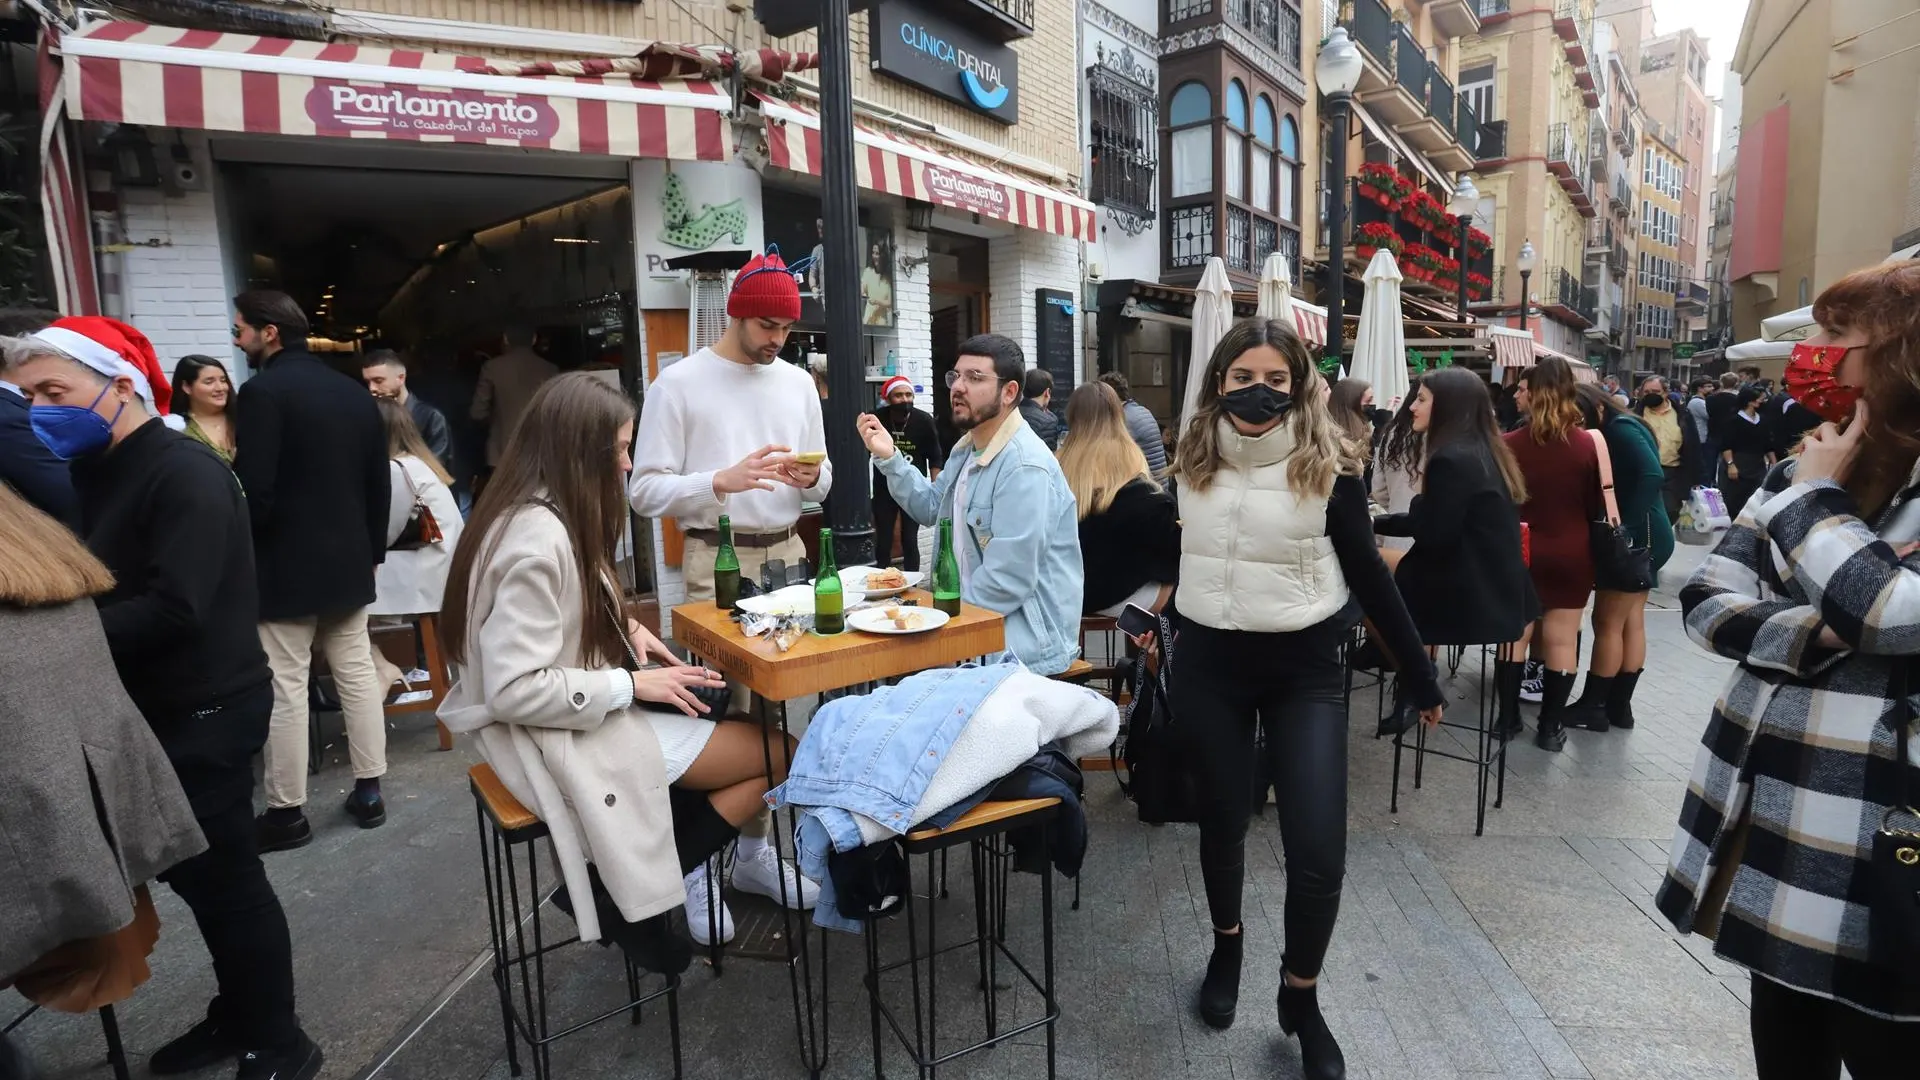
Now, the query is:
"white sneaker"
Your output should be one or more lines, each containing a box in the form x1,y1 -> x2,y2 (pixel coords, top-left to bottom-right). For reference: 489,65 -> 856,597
730,843 -> 821,910
1520,660 -> 1545,703
683,864 -> 734,946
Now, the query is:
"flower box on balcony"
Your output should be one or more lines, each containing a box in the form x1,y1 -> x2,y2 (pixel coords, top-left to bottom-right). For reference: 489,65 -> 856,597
1356,220 -> 1403,260
1357,162 -> 1409,210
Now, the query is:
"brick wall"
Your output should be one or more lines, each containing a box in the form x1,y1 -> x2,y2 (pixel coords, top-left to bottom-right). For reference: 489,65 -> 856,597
117,132 -> 235,378
892,223 -> 936,410
987,228 -> 1083,387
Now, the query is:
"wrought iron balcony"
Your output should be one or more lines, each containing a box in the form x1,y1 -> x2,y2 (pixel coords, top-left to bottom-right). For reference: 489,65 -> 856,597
1476,119 -> 1508,162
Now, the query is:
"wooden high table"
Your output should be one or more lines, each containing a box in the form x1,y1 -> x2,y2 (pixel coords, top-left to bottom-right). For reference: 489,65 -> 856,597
669,591 -> 1006,1079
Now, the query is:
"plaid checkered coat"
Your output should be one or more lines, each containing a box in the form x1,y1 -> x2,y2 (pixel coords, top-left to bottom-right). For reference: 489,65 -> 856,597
1659,462 -> 1920,1020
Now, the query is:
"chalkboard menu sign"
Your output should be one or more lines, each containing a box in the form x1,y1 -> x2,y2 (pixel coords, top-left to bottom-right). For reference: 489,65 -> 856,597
1034,288 -> 1076,401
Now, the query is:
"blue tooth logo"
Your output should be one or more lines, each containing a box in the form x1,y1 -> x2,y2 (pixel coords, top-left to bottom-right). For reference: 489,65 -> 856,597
961,70 -> 1009,110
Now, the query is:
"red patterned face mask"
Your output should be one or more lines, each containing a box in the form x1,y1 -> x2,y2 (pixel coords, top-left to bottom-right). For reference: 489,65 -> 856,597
1783,343 -> 1861,422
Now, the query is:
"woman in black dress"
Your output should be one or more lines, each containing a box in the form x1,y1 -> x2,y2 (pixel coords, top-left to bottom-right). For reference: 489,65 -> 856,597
1717,385 -> 1774,517
1374,369 -> 1540,737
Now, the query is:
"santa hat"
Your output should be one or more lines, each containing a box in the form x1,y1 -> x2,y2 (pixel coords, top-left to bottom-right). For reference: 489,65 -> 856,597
879,375 -> 913,400
727,248 -> 803,322
31,316 -> 176,421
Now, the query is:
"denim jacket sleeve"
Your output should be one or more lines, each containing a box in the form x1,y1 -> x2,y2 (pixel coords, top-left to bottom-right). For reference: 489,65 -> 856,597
878,446 -> 953,526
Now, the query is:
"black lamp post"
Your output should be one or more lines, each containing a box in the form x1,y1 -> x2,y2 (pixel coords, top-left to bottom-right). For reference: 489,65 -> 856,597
1516,238 -> 1537,332
1448,175 -> 1478,320
1316,27 -> 1364,368
817,0 -> 874,566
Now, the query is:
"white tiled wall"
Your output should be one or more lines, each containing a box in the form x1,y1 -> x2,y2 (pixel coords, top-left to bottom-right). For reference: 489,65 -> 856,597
117,133 -> 235,378
893,223 -> 936,412
987,228 -> 1085,386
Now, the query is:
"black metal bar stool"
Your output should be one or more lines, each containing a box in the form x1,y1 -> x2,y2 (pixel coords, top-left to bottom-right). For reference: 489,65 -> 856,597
470,763 -> 682,1079
3,1003 -> 130,1080
1388,643 -> 1510,835
863,797 -> 1062,1080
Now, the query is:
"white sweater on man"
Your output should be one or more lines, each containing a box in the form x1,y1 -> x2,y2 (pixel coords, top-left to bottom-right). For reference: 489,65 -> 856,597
627,347 -> 833,532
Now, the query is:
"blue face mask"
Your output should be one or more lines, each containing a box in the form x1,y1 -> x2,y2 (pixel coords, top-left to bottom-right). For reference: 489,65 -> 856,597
30,383 -> 124,460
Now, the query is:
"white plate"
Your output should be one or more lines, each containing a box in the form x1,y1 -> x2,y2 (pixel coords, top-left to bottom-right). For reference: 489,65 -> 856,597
839,565 -> 925,598
735,582 -> 868,617
846,606 -> 951,635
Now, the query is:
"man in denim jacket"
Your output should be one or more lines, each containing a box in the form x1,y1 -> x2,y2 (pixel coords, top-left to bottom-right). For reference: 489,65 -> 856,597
857,334 -> 1083,674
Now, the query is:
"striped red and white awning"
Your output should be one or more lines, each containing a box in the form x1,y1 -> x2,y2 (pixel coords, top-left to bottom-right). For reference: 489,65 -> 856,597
758,94 -> 1094,243
1290,298 -> 1329,347
60,20 -> 733,161
39,31 -> 97,315
1489,326 -> 1537,370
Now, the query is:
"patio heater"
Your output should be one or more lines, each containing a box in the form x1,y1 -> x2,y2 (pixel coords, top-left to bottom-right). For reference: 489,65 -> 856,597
1448,175 -> 1478,320
1316,27 -> 1364,367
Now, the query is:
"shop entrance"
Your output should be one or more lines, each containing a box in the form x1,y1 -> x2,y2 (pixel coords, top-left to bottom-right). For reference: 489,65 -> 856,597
926,230 -> 990,451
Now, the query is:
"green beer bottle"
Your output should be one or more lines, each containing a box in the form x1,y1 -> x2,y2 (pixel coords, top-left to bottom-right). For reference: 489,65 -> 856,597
932,518 -> 962,617
813,528 -> 844,634
713,515 -> 741,610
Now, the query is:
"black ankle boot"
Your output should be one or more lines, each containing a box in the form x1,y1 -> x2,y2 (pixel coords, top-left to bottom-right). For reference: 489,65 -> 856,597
1564,674 -> 1613,732
1607,669 -> 1641,730
1276,972 -> 1345,1079
1375,677 -> 1420,738
1198,930 -> 1243,1029
1493,660 -> 1526,742
1534,670 -> 1576,752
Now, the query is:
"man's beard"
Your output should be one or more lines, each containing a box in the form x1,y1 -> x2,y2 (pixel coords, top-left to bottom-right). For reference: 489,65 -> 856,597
953,394 -> 1001,432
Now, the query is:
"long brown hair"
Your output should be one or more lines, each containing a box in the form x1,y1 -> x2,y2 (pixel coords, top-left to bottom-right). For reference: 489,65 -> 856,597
1328,377 -> 1374,459
1421,368 -> 1527,503
1174,317 -> 1358,495
441,373 -> 635,668
0,484 -> 115,606
376,397 -> 454,486
1810,261 -> 1920,517
1057,382 -> 1154,518
1522,356 -> 1584,444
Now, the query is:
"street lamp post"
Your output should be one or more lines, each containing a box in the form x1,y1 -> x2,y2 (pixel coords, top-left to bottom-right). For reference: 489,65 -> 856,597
817,0 -> 874,565
1516,239 -> 1537,332
1448,175 -> 1478,321
1316,28 -> 1364,369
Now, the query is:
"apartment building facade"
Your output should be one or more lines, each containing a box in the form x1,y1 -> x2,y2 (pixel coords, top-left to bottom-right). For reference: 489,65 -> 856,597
1635,131 -> 1684,368
1728,0 -> 1920,339
1634,30 -> 1713,347
1459,0 -> 1601,362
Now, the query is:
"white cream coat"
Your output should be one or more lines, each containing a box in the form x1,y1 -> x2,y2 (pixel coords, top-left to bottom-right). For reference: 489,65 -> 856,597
1177,419 -> 1351,632
437,504 -> 680,941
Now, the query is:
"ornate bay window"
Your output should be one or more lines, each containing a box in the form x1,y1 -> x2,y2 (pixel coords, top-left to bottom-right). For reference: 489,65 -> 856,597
1087,44 -> 1158,236
1168,81 -> 1213,198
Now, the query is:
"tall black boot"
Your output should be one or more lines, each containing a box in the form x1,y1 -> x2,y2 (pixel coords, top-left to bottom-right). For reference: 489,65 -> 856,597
1564,673 -> 1613,732
1534,670 -> 1576,752
1607,669 -> 1642,730
1276,966 -> 1346,1079
1493,660 -> 1526,742
1197,929 -> 1243,1029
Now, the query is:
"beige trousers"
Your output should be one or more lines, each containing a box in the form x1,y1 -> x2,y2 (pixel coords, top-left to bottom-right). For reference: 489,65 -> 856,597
260,608 -> 389,809
680,531 -> 806,840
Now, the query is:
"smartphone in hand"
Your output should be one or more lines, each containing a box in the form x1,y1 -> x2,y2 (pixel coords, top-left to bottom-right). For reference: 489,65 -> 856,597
1117,602 -> 1157,640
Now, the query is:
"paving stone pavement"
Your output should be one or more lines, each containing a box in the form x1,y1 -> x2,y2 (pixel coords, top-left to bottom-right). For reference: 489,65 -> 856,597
11,540 -> 1772,1079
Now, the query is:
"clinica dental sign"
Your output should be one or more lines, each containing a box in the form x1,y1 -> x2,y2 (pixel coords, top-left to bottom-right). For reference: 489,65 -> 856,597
870,1 -> 1019,123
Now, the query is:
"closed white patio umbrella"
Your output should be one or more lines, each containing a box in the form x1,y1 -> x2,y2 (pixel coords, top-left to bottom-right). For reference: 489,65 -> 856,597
1255,251 -> 1293,321
1347,249 -> 1410,410
1180,256 -> 1236,432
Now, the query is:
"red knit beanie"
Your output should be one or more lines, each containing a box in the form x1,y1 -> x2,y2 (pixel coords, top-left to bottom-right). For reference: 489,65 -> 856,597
728,250 -> 802,322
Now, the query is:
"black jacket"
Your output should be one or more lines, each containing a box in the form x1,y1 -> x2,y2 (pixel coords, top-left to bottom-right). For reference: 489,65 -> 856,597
1705,390 -> 1740,445
406,392 -> 455,476
1078,478 -> 1180,615
1374,441 -> 1541,646
1019,399 -> 1061,450
234,347 -> 391,620
70,419 -> 270,726
1770,399 -> 1822,458
873,405 -> 943,500
0,385 -> 79,529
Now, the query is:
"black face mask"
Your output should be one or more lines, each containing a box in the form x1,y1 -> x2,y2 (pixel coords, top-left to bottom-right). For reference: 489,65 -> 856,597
1219,384 -> 1292,425
886,402 -> 913,422
1641,392 -> 1666,410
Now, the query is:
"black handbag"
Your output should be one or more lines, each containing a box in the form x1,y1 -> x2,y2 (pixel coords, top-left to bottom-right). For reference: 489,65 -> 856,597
1869,658 -> 1920,984
1586,428 -> 1654,592
388,461 -> 445,552
1116,610 -> 1203,825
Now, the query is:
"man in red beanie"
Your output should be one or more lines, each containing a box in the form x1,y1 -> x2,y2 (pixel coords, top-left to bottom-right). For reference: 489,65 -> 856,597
629,249 -> 828,943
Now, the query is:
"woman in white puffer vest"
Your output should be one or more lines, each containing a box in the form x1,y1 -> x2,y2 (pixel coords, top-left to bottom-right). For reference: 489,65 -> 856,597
1163,318 -> 1444,1079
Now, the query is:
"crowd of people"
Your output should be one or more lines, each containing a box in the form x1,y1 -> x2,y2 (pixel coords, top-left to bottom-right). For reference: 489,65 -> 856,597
2,255 -> 1916,1080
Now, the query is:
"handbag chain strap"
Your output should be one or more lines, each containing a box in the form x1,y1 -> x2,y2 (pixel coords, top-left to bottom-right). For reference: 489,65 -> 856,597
1892,658 -> 1918,833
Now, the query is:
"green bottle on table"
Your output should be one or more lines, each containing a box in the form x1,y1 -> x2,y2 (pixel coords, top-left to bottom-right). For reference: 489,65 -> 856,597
932,518 -> 962,617
813,527 -> 844,634
713,515 -> 741,611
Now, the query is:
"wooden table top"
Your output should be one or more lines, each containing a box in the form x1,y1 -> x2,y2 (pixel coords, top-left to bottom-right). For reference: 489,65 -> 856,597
670,590 -> 1006,702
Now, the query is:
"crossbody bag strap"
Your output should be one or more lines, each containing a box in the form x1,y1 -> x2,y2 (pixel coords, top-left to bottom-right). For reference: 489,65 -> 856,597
1896,658 -> 1916,820
394,458 -> 426,507
1586,427 -> 1622,526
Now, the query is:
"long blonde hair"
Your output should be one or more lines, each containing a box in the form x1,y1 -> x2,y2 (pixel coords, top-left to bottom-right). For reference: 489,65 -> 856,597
1173,318 -> 1359,495
1523,356 -> 1584,445
1057,382 -> 1155,518
376,397 -> 454,486
0,484 -> 115,606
